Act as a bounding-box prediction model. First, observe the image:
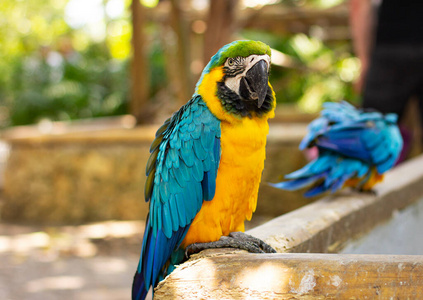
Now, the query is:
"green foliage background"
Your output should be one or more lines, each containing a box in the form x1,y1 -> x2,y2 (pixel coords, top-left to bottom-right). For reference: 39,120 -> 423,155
0,0 -> 358,127
0,0 -> 132,126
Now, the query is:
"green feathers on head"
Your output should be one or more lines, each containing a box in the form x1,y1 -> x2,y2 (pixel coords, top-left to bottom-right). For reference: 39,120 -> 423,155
205,40 -> 271,72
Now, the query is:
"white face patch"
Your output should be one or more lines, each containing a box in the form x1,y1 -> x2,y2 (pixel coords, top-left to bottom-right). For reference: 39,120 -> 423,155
224,54 -> 270,95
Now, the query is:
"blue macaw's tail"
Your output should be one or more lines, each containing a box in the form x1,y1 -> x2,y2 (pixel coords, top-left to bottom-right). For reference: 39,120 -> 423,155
132,216 -> 190,300
270,151 -> 371,197
132,272 -> 148,300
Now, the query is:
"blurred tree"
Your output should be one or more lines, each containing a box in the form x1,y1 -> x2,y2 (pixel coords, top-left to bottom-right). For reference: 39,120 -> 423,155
131,0 -> 151,123
0,0 -> 359,127
169,0 -> 192,105
203,0 -> 238,63
0,0 -> 130,126
240,0 -> 359,112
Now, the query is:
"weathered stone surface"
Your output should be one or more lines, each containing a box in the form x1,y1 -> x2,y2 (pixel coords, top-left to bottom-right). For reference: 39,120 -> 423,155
1,122 -> 310,224
2,142 -> 150,224
153,155 -> 423,299
154,251 -> 423,299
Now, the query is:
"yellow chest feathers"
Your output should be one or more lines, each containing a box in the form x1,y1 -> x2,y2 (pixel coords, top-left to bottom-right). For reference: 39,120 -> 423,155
181,67 -> 275,247
180,118 -> 270,247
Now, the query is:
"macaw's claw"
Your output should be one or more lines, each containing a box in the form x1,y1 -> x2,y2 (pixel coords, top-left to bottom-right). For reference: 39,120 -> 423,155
185,231 -> 276,258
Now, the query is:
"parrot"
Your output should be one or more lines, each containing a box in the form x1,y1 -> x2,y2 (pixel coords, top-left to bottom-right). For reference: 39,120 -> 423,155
270,101 -> 403,197
132,40 -> 277,300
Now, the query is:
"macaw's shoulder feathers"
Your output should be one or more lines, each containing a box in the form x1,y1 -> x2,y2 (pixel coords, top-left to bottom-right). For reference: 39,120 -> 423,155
133,95 -> 221,300
145,95 -> 221,237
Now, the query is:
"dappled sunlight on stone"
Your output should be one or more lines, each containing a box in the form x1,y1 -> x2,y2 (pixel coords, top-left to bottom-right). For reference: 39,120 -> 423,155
238,261 -> 292,292
26,276 -> 85,293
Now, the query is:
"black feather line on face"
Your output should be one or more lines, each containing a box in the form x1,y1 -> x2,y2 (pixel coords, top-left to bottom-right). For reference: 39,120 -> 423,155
223,65 -> 245,77
216,81 -> 274,118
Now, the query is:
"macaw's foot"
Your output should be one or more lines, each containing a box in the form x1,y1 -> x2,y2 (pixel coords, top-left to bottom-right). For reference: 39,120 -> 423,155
185,231 -> 276,258
356,188 -> 377,195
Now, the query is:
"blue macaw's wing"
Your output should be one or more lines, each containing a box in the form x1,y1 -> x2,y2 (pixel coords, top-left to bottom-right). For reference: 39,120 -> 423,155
132,95 -> 221,300
299,101 -> 370,150
300,101 -> 403,173
271,151 -> 371,197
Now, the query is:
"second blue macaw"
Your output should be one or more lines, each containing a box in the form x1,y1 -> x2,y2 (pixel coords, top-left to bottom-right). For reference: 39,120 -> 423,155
271,101 -> 403,197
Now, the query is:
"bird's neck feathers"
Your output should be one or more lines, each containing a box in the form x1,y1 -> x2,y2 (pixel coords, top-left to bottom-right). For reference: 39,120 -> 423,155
196,66 -> 276,124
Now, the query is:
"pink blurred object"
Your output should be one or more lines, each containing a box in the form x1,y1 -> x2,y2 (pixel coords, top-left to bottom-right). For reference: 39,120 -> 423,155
304,146 -> 319,161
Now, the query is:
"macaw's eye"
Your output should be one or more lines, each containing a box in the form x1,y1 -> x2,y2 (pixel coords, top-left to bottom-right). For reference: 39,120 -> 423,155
227,58 -> 234,66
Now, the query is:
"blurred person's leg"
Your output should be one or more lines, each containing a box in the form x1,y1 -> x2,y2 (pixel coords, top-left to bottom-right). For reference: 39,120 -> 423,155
362,45 -> 423,163
362,46 -> 417,120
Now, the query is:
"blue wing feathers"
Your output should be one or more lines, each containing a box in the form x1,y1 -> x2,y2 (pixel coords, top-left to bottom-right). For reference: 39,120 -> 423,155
155,119 -> 170,137
193,137 -> 208,160
188,122 -> 196,132
201,137 -> 220,201
162,202 -> 172,238
145,149 -> 158,176
175,193 -> 189,226
191,159 -> 204,182
201,126 -> 214,150
174,160 -> 190,186
272,101 -> 403,197
168,194 -> 179,232
181,140 -> 195,167
213,137 -> 221,168
132,95 -> 222,300
144,171 -> 155,203
202,170 -> 216,200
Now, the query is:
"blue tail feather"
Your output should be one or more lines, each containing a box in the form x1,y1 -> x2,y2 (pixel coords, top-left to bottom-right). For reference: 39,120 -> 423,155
271,151 -> 371,197
269,172 -> 327,191
133,218 -> 190,300
132,272 -> 148,300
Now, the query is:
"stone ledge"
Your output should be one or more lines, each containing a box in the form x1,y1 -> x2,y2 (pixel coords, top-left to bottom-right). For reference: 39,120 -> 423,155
155,251 -> 423,299
2,122 -> 308,146
153,155 -> 423,298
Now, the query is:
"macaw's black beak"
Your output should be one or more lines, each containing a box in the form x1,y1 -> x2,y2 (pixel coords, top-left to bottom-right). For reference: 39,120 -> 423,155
239,59 -> 269,108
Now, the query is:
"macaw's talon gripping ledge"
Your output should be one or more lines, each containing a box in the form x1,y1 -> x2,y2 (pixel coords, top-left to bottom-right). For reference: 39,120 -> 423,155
185,232 -> 276,258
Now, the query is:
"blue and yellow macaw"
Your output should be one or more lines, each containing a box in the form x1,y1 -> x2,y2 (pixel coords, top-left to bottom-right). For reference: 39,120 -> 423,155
132,40 -> 277,300
271,101 -> 403,197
